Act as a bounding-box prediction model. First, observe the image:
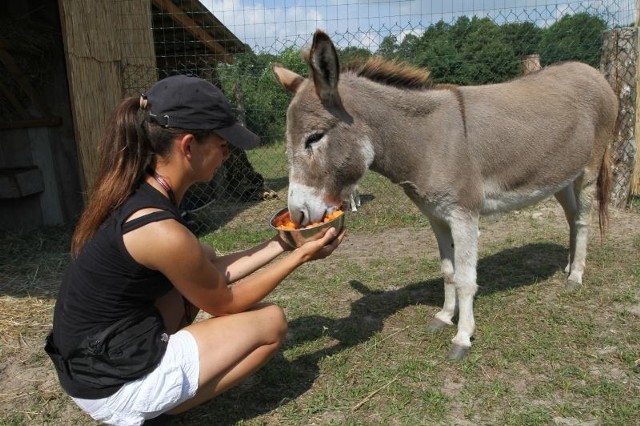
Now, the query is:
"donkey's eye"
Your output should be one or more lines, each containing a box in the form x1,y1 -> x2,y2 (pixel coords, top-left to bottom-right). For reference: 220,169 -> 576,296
304,132 -> 324,149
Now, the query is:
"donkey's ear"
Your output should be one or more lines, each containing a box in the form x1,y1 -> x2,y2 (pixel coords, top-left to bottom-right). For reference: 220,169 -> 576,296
309,30 -> 342,107
272,64 -> 305,94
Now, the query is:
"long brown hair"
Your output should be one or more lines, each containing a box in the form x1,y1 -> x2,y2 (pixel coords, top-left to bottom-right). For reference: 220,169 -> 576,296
71,97 -> 184,257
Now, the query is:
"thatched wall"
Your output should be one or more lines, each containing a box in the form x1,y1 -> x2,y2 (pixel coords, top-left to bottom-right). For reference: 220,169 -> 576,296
58,0 -> 156,194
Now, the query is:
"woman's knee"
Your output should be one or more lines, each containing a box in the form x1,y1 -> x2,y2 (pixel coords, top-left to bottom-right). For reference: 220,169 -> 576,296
255,303 -> 288,344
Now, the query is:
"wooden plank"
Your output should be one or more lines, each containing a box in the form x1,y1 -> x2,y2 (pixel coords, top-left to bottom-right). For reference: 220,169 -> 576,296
179,0 -> 244,48
152,0 -> 234,63
0,167 -> 44,199
0,118 -> 62,130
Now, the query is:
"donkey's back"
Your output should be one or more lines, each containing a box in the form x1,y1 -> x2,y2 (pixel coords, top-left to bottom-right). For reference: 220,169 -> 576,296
440,62 -> 617,216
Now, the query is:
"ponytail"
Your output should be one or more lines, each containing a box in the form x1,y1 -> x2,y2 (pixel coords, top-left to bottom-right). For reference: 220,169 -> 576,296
71,97 -> 150,257
70,95 -> 215,257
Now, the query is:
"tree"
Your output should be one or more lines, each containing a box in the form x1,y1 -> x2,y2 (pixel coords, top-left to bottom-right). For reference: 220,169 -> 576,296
409,20 -> 463,84
339,46 -> 373,67
410,16 -> 520,85
457,17 -> 520,84
502,22 -> 543,57
538,12 -> 607,67
217,46 -> 307,144
376,34 -> 398,58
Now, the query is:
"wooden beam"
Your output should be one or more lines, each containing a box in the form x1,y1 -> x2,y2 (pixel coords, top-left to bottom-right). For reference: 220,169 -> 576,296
180,0 -> 244,49
0,117 -> 62,130
151,0 -> 235,64
155,54 -> 218,70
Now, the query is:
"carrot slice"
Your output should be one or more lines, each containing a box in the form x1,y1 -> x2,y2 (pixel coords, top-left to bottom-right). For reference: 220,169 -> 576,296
274,210 -> 343,230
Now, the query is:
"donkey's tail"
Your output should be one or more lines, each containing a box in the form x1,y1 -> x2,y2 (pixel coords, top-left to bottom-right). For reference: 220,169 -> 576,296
596,143 -> 612,238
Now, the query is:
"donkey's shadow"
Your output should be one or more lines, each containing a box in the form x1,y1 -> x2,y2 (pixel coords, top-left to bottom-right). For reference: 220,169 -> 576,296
178,242 -> 565,425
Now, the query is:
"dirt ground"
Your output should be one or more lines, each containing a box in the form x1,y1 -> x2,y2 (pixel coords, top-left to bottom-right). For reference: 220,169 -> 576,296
1,199 -> 638,424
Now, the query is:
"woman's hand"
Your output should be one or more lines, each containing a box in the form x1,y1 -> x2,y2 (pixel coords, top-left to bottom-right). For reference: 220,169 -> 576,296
295,227 -> 347,262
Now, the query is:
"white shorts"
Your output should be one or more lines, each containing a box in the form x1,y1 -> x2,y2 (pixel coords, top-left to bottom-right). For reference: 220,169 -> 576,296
72,330 -> 200,426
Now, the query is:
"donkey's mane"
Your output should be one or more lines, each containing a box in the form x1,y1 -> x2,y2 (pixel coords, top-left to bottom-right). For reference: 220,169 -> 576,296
345,57 -> 433,90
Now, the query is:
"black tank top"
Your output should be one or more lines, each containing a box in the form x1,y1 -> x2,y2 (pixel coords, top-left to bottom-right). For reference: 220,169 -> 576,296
51,181 -> 187,362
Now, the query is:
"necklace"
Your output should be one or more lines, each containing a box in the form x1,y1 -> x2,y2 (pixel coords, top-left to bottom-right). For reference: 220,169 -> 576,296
148,168 -> 177,206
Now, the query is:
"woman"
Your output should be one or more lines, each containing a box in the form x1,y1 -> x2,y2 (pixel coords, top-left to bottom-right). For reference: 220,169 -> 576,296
45,74 -> 346,425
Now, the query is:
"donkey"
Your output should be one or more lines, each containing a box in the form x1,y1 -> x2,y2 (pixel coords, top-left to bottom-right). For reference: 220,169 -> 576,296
272,30 -> 617,359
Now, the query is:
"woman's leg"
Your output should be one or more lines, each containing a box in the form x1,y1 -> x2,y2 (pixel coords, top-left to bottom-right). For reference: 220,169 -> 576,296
167,302 -> 288,414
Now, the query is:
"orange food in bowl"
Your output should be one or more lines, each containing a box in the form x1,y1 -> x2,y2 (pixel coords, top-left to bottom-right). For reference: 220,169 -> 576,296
274,209 -> 343,230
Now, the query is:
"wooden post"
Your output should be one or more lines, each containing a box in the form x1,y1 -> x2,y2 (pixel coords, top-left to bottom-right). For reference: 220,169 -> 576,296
521,54 -> 541,75
633,0 -> 640,196
601,28 -> 637,207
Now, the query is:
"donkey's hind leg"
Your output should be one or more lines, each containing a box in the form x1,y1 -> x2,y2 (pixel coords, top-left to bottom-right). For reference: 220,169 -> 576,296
554,185 -> 578,275
563,173 -> 597,290
428,218 -> 457,331
566,173 -> 598,290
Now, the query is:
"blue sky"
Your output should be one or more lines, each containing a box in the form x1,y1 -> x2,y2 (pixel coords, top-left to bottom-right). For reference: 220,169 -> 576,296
203,0 -> 634,53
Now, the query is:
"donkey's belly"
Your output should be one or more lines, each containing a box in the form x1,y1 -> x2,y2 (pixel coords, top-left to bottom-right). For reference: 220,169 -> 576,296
480,178 -> 574,215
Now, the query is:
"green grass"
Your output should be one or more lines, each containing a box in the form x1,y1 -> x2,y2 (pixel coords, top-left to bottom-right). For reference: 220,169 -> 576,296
1,141 -> 639,425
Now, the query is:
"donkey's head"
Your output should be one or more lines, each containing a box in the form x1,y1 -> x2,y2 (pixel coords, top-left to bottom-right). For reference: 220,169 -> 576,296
272,30 -> 374,226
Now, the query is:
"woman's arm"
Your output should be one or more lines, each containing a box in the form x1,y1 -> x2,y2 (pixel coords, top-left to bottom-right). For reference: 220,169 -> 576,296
126,218 -> 345,316
204,236 -> 290,283
221,228 -> 344,312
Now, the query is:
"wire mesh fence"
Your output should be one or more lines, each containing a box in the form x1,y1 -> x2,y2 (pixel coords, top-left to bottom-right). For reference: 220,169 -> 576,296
121,0 -> 637,234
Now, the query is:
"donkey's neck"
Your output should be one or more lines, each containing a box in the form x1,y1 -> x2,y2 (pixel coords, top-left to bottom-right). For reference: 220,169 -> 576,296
341,75 -> 450,184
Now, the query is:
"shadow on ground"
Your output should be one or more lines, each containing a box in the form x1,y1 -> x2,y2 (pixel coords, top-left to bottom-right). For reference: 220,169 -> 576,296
175,242 -> 565,425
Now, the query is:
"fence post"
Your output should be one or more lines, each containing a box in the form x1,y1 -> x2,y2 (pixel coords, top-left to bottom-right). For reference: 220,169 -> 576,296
521,54 -> 541,75
600,27 -> 637,207
634,0 -> 640,197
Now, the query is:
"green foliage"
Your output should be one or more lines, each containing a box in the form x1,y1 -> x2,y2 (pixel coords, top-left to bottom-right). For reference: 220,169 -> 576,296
538,13 -> 607,67
456,17 -> 520,84
219,12 -> 610,139
376,34 -> 398,58
339,46 -> 373,66
502,21 -> 543,57
218,47 -> 305,145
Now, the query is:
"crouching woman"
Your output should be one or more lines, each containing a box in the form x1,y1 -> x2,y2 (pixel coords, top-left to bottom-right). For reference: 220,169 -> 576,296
45,75 -> 345,425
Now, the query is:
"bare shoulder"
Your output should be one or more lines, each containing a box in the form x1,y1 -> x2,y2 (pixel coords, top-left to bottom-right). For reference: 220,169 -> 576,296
123,215 -> 202,271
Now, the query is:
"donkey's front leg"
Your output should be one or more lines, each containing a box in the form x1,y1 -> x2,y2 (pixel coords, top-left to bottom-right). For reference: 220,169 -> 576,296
448,212 -> 480,360
428,218 -> 457,330
554,185 -> 577,276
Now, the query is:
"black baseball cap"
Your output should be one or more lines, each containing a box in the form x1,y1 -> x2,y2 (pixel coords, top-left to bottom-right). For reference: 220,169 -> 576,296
144,74 -> 260,149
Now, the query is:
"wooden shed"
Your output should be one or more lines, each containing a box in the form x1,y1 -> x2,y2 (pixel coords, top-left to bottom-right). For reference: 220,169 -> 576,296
0,0 -> 247,231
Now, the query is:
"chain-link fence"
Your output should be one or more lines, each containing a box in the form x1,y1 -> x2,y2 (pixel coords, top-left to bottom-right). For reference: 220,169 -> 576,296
122,0 -> 636,233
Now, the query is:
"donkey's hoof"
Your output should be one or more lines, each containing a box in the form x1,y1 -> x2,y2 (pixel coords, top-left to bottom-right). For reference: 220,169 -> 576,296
447,344 -> 470,360
428,318 -> 452,331
565,279 -> 582,291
